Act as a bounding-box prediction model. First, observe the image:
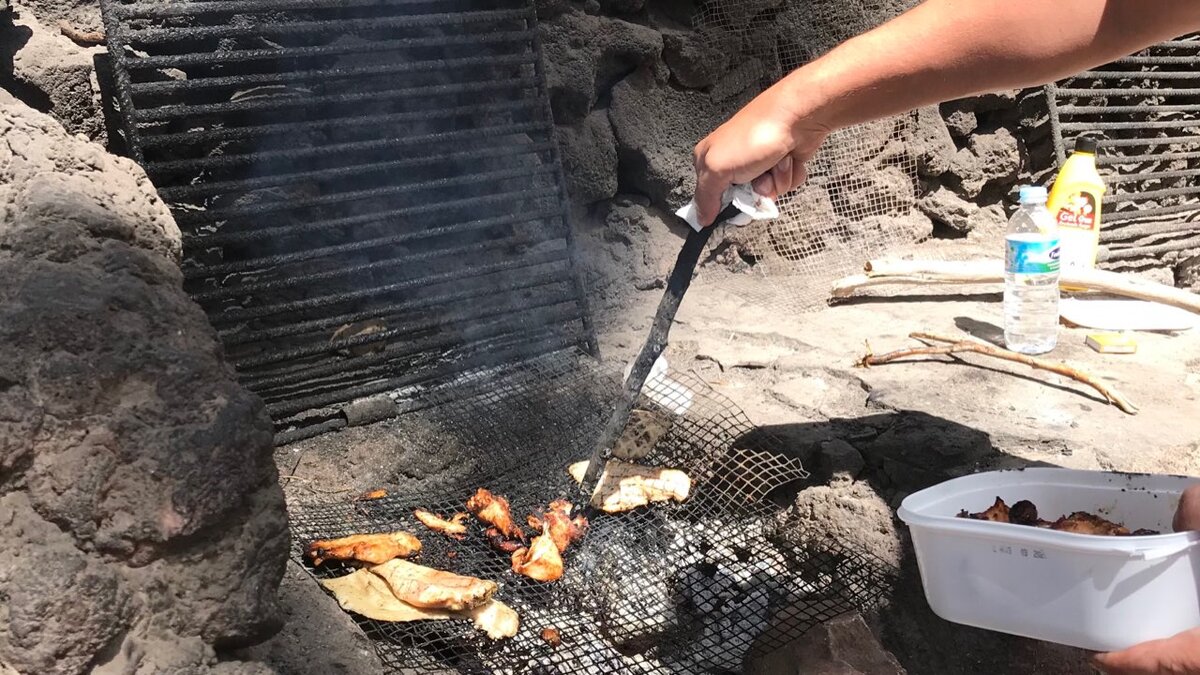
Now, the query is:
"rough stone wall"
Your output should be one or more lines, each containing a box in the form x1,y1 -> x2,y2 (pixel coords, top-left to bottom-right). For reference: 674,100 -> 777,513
0,96 -> 288,673
1,3 -> 109,146
538,0 -> 1054,272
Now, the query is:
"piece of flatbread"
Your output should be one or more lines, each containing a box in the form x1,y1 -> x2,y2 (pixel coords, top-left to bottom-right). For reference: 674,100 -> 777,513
371,559 -> 497,611
567,459 -> 691,513
321,568 -> 519,639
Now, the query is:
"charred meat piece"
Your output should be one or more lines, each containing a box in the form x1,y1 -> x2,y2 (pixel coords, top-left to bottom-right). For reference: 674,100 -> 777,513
1008,499 -> 1040,526
414,510 -> 469,540
957,496 -> 1011,523
511,524 -> 564,582
1050,512 -> 1131,536
485,527 -> 524,554
467,488 -> 525,541
530,499 -> 588,553
541,627 -> 563,647
306,531 -> 422,566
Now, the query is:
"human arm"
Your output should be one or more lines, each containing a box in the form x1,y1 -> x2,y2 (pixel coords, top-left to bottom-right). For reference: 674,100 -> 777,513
692,0 -> 1200,225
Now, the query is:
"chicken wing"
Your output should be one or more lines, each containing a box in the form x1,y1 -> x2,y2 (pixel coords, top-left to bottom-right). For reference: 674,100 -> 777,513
485,527 -> 524,554
1050,512 -> 1131,536
567,460 -> 691,513
956,496 -> 1011,523
306,531 -> 422,566
371,559 -> 497,611
530,499 -> 587,553
467,488 -> 525,540
511,524 -> 564,582
414,510 -> 468,540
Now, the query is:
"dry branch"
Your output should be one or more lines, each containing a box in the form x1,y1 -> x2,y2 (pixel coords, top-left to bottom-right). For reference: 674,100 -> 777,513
858,331 -> 1138,415
58,21 -> 106,46
832,259 -> 1200,315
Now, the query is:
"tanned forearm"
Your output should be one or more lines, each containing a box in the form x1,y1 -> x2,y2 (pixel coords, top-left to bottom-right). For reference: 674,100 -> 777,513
782,0 -> 1200,132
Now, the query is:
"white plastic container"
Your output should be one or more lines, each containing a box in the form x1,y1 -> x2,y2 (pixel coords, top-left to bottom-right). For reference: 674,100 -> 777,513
898,468 -> 1200,651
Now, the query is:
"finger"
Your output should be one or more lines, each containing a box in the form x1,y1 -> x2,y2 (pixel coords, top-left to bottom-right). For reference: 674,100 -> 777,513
751,172 -> 777,199
1093,641 -> 1164,675
767,155 -> 793,199
1173,484 -> 1200,531
789,152 -> 809,192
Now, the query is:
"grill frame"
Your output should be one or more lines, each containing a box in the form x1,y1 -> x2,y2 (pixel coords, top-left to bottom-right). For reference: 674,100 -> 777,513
1045,35 -> 1200,265
101,0 -> 597,435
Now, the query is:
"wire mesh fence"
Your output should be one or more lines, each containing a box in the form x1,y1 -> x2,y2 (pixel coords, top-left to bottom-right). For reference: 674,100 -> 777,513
289,348 -> 894,673
692,0 -> 928,312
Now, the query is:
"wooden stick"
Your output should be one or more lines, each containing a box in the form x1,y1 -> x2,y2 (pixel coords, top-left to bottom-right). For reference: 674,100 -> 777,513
858,331 -> 1139,415
831,259 -> 1200,315
58,21 -> 106,46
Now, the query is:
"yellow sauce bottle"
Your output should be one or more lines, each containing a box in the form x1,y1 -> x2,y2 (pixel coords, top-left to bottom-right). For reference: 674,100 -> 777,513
1046,136 -> 1106,291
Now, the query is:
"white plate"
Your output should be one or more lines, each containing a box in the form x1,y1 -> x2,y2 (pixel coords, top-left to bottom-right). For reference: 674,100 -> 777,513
1059,297 -> 1197,332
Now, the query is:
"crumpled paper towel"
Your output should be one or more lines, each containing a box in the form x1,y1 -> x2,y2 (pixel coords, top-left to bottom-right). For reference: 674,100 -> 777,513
674,183 -> 780,232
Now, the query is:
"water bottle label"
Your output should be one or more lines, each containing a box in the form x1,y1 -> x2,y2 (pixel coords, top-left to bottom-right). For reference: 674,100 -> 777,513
1006,237 -> 1060,274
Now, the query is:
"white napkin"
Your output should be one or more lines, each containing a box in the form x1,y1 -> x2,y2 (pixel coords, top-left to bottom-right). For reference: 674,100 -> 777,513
623,355 -> 693,416
674,183 -> 780,232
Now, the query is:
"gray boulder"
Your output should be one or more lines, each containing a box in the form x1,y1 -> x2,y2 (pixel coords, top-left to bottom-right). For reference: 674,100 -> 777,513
554,109 -> 619,205
0,101 -> 287,672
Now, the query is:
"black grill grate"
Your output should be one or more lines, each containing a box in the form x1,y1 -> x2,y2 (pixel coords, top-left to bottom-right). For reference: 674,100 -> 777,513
288,349 -> 892,674
100,0 -> 594,431
1046,35 -> 1200,263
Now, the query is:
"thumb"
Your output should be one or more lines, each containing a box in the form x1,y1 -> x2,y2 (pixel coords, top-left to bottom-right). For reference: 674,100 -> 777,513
693,164 -> 730,227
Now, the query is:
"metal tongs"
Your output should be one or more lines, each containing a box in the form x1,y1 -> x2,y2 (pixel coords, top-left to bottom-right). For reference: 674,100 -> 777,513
577,203 -> 742,507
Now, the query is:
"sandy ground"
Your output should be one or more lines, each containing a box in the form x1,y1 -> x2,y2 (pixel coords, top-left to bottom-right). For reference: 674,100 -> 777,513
253,219 -> 1200,673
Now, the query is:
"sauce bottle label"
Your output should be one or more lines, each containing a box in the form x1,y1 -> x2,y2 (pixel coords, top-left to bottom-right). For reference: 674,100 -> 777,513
1055,191 -> 1097,231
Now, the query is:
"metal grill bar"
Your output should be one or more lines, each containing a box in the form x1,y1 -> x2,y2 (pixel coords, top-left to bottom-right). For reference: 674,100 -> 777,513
129,53 -> 535,95
127,31 -> 533,69
243,300 -> 581,388
1046,37 -> 1200,262
139,100 -> 539,149
191,236 -> 563,303
102,0 -> 596,433
187,209 -> 560,278
208,250 -> 570,325
172,165 -> 557,225
116,0 -> 489,19
144,122 -> 548,173
161,143 -> 553,201
124,10 -> 529,44
264,330 -> 574,418
189,189 -> 558,246
221,270 -> 568,346
135,76 -> 539,122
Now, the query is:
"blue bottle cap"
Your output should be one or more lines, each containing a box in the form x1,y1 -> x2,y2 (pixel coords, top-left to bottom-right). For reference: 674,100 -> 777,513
1018,185 -> 1048,204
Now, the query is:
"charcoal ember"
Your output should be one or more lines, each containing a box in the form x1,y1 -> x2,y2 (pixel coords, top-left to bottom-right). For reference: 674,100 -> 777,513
665,588 -> 773,673
599,574 -> 680,653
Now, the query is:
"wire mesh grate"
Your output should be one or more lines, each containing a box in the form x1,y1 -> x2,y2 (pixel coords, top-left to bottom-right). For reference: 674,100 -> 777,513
1046,34 -> 1200,267
692,0 -> 926,312
288,349 -> 893,673
99,0 -> 595,433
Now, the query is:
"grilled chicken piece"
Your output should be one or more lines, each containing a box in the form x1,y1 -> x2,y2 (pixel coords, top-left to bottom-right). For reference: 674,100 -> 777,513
414,510 -> 469,540
511,524 -> 564,582
467,488 -> 525,541
485,527 -> 524,554
956,496 -> 1011,523
371,559 -> 497,611
567,460 -> 691,513
1050,512 -> 1131,536
306,531 -> 422,566
531,499 -> 588,553
322,567 -> 519,639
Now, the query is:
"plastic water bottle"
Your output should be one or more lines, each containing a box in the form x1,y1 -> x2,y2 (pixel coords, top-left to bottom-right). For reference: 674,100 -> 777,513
1004,186 -> 1060,354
